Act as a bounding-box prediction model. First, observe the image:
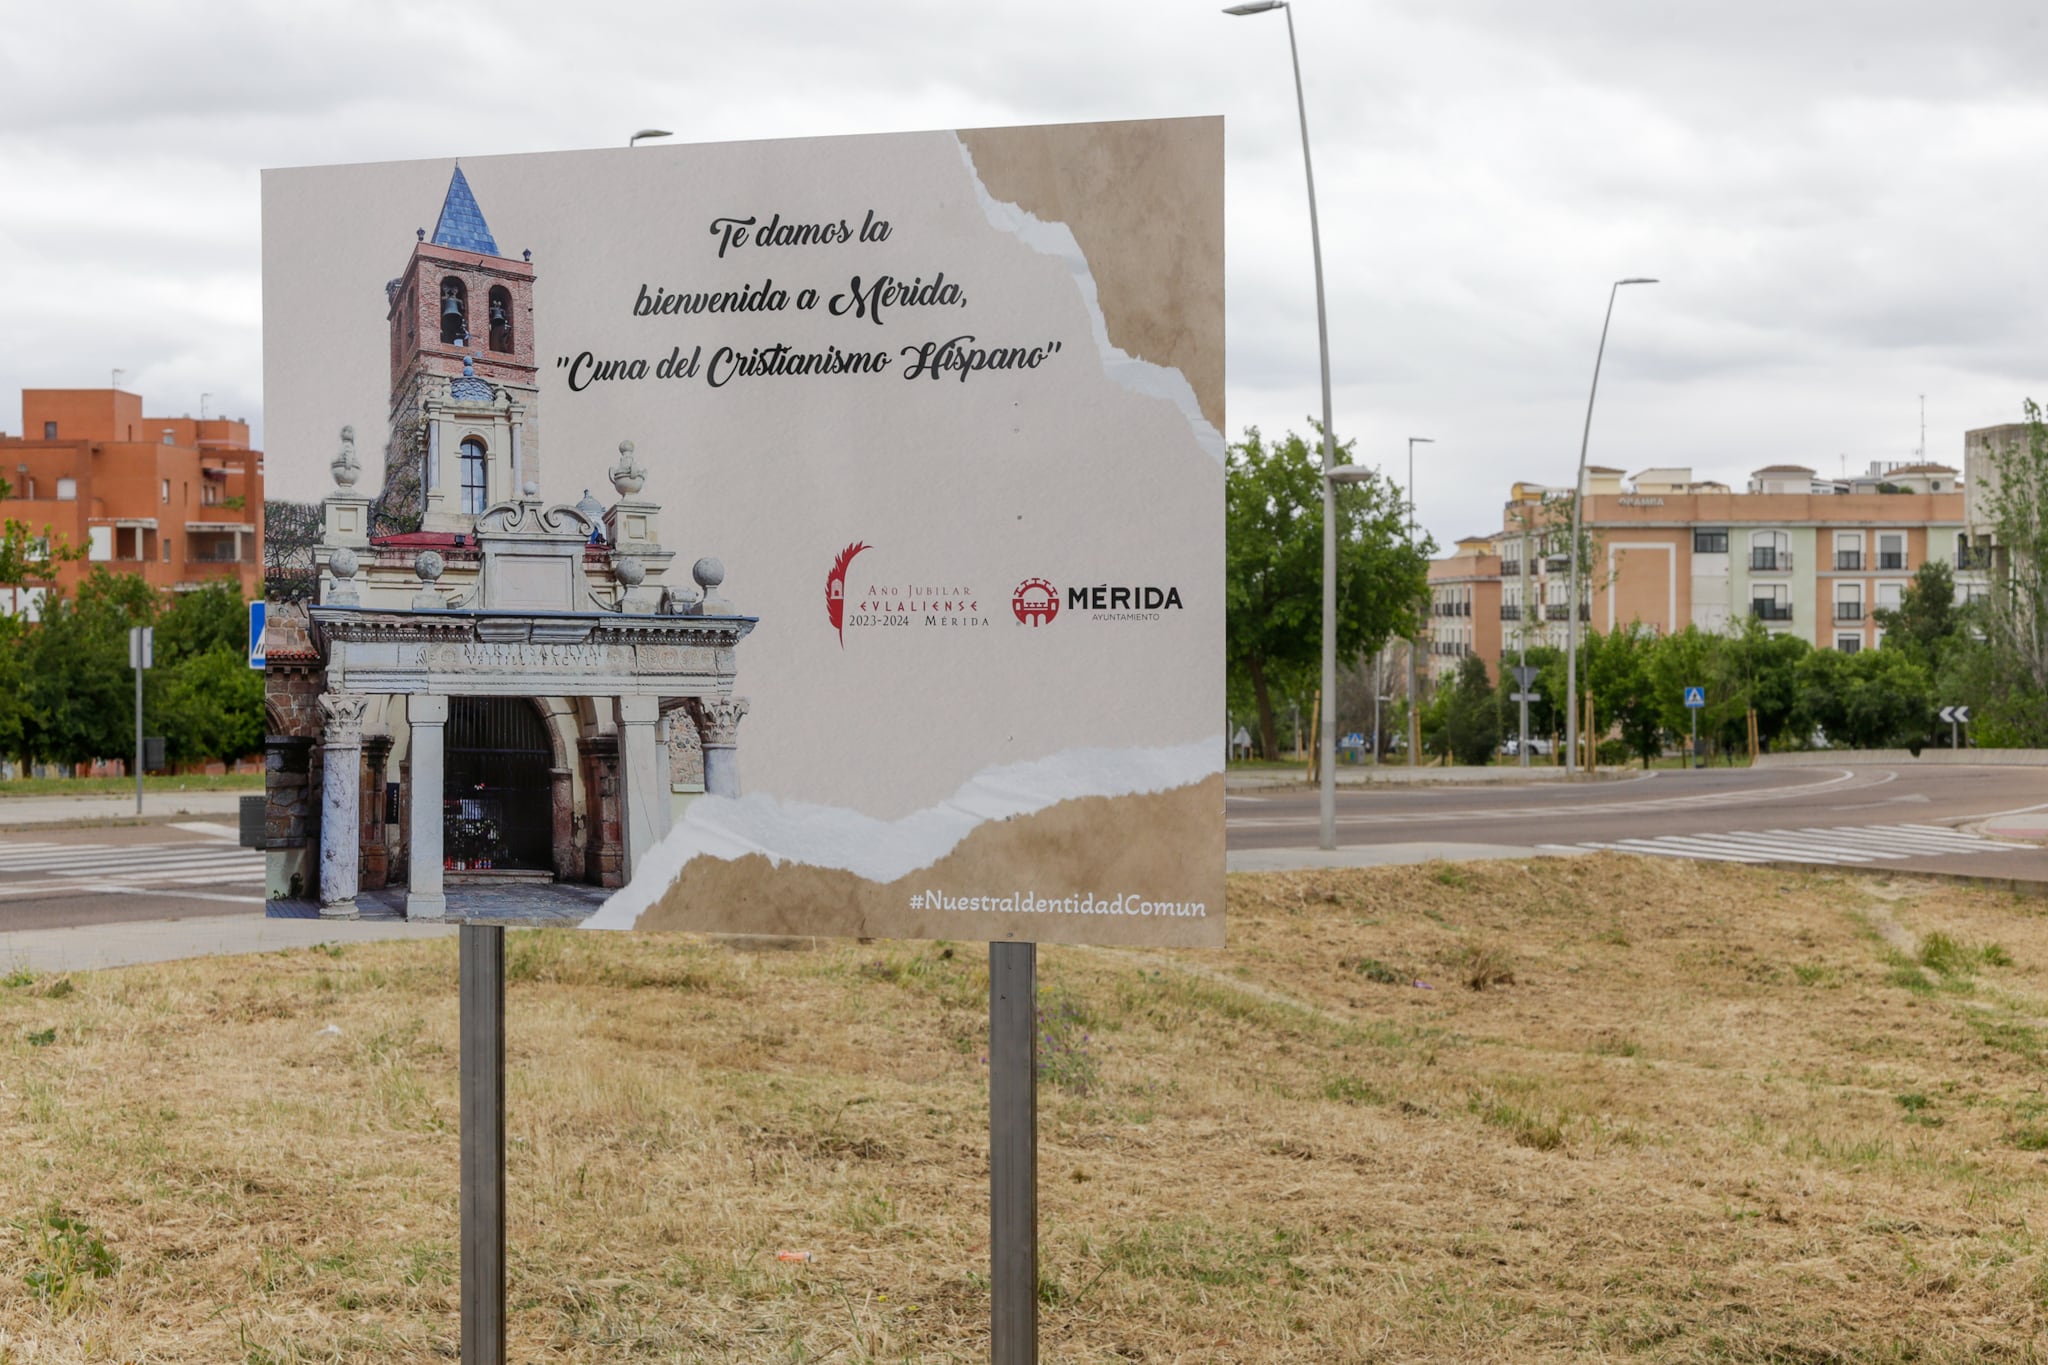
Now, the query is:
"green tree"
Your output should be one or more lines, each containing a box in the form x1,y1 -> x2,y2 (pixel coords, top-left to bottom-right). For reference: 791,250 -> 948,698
1795,647 -> 1932,749
1494,643 -> 1564,752
1956,403 -> 2048,744
1874,560 -> 1959,670
1443,655 -> 1501,766
158,650 -> 265,764
155,580 -> 248,666
1226,425 -> 1433,757
1584,627 -> 1665,767
20,570 -> 157,767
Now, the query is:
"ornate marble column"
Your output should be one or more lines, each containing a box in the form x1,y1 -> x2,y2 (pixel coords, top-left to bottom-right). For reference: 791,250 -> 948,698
686,695 -> 748,799
317,693 -> 368,919
616,694 -> 669,880
361,734 -> 392,890
406,694 -> 449,920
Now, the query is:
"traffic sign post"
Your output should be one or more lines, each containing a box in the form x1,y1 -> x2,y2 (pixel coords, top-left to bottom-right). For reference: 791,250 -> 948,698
129,626 -> 153,814
1683,685 -> 1705,768
1939,705 -> 1971,750
249,599 -> 267,669
1511,665 -> 1540,769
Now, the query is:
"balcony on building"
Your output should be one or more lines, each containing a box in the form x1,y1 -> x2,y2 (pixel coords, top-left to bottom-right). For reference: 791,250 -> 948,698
1499,559 -> 1521,577
1878,551 -> 1906,570
1749,548 -> 1792,572
1751,599 -> 1794,622
1500,603 -> 1521,621
1834,550 -> 1863,571
1957,544 -> 1994,571
1834,601 -> 1865,622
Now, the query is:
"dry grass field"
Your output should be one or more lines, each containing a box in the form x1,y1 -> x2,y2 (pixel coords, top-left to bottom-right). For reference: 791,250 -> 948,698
4,856 -> 2048,1361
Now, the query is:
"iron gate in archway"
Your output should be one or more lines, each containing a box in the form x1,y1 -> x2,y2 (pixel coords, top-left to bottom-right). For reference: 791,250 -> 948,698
443,697 -> 553,872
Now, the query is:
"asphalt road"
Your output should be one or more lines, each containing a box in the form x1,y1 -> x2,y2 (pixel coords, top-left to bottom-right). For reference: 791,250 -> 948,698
1227,764 -> 2048,880
0,821 -> 264,932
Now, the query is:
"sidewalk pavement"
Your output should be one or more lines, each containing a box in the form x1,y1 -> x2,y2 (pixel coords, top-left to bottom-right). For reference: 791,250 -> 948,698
1226,765 -> 1618,791
1227,842 -> 1586,873
0,912 -> 455,976
0,790 -> 250,828
1979,812 -> 2048,842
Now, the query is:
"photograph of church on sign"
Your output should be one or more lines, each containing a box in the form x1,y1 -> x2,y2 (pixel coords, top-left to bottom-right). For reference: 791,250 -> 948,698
264,168 -> 755,921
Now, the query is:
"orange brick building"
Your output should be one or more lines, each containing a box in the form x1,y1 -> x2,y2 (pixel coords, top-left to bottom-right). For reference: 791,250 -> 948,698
0,388 -> 263,615
1427,461 -> 1987,683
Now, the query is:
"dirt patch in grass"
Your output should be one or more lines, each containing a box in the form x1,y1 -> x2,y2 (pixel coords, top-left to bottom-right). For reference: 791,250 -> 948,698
3,855 -> 2048,1360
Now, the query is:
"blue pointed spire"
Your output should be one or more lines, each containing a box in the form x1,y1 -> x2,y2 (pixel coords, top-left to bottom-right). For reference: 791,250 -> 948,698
430,165 -> 500,256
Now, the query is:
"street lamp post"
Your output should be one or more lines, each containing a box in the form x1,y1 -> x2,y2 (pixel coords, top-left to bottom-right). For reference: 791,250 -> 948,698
1564,277 -> 1657,775
1406,436 -> 1433,768
1225,0 -> 1343,850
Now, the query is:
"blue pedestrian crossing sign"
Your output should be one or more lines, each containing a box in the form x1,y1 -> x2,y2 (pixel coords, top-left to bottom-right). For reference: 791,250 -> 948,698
1683,685 -> 1706,709
249,600 -> 266,669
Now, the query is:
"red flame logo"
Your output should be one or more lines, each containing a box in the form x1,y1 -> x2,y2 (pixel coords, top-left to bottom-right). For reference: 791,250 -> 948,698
826,541 -> 869,646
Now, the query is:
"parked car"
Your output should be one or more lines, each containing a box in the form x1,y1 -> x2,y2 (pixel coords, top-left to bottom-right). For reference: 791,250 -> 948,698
1501,737 -> 1552,757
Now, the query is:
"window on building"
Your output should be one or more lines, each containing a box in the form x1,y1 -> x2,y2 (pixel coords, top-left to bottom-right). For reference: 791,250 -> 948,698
1834,532 -> 1863,571
441,277 -> 469,346
488,285 -> 514,353
459,438 -> 488,514
42,421 -> 56,439
1836,635 -> 1862,654
56,477 -> 75,501
1834,584 -> 1864,622
201,482 -> 219,506
160,479 -> 169,504
1693,528 -> 1728,554
1878,533 -> 1905,571
163,537 -> 172,564
1749,530 -> 1790,572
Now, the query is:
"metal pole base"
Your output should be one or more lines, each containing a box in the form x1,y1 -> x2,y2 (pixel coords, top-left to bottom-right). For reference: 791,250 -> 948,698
460,924 -> 506,1365
990,940 -> 1037,1364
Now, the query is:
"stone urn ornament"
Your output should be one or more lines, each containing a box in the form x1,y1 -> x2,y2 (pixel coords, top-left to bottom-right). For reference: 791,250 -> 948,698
331,425 -> 361,488
608,440 -> 646,497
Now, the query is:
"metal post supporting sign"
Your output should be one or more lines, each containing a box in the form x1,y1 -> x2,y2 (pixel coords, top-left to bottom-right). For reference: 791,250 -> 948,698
989,941 -> 1038,1363
1684,686 -> 1705,768
460,924 -> 506,1365
1510,665 -> 1540,767
128,625 -> 152,814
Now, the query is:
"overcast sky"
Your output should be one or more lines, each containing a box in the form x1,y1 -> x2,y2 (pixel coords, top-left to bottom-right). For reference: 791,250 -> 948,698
2,1 -> 2043,549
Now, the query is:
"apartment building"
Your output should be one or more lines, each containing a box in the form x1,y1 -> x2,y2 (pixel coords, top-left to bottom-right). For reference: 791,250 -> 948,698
1426,461 -> 1983,682
0,388 -> 264,616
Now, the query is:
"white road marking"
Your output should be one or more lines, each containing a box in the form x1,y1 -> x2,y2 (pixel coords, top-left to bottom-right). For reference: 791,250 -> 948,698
0,840 -> 263,901
1564,824 -> 2023,867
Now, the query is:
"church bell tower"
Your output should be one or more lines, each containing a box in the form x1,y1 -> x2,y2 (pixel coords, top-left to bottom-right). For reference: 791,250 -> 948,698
382,165 -> 539,532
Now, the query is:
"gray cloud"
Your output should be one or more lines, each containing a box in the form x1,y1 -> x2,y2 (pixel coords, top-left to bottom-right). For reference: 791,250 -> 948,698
0,0 -> 2040,545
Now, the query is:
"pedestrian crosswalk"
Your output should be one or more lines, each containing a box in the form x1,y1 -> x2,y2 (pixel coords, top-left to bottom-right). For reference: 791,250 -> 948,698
1546,823 -> 2023,867
0,839 -> 264,902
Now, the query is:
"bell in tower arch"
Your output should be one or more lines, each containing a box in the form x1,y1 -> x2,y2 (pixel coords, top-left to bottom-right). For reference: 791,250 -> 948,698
440,279 -> 468,345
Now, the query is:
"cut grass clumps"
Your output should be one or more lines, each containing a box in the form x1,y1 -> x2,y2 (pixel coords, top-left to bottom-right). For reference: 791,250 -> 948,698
1342,955 -> 1407,985
1036,990 -> 1098,1096
1458,943 -> 1516,991
1918,932 -> 2013,978
18,1205 -> 118,1313
1322,1075 -> 1386,1106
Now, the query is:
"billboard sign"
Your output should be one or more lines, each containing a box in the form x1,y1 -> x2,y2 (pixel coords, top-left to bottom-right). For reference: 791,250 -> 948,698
262,119 -> 1225,945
